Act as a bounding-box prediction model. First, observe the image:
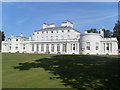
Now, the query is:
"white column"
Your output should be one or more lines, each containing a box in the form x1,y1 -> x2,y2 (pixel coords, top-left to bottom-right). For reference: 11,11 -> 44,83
39,44 -> 41,52
34,44 -> 36,52
44,44 -> 46,52
49,44 -> 51,53
60,44 -> 62,53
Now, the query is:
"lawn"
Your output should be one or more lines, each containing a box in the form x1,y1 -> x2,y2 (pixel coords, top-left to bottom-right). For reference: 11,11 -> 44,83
2,53 -> 120,89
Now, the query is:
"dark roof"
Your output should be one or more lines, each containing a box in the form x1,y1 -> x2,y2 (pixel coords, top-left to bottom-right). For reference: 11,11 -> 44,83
36,26 -> 80,33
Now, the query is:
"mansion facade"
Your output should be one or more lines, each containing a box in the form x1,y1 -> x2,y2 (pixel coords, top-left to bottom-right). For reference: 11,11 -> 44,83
2,20 -> 118,55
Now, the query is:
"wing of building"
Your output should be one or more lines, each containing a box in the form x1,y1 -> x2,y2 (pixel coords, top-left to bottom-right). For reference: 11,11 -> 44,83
2,20 -> 118,55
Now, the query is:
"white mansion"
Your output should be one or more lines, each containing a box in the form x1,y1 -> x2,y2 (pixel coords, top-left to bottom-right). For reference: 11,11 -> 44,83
2,20 -> 118,55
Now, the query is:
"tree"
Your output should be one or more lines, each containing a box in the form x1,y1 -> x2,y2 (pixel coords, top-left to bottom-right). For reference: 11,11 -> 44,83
103,29 -> 113,38
0,31 -> 5,52
87,28 -> 98,33
113,21 -> 120,49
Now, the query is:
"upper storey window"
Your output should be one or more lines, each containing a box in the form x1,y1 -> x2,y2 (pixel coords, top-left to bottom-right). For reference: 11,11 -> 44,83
56,31 -> 58,33
62,30 -> 64,32
42,31 -> 44,34
86,42 -> 90,50
51,31 -> 53,33
37,32 -> 39,34
68,30 -> 70,32
46,31 -> 48,34
16,39 -> 18,41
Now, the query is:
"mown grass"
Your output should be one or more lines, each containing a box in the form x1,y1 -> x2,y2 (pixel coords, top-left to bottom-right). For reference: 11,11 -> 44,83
2,53 -> 120,89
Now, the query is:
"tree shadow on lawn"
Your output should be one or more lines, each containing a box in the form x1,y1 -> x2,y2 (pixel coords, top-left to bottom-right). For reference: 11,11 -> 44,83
13,55 -> 120,89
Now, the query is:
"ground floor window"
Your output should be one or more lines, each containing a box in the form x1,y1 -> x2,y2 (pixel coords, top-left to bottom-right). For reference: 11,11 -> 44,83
96,42 -> 99,50
62,44 -> 66,52
32,44 -> 34,51
36,44 -> 39,52
73,44 -> 75,50
41,44 -> 44,52
106,43 -> 109,50
46,44 -> 49,52
51,44 -> 54,52
23,44 -> 25,50
110,43 -> 112,52
86,42 -> 90,50
57,44 -> 60,52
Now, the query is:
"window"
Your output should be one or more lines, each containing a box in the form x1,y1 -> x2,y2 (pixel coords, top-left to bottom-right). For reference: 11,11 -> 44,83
51,36 -> 53,40
46,44 -> 49,52
51,44 -> 54,52
67,35 -> 70,39
71,44 -> 72,51
37,32 -> 39,34
110,43 -> 112,52
16,44 -> 18,50
9,39 -> 11,41
9,46 -> 11,50
96,42 -> 99,50
106,43 -> 109,50
57,44 -> 60,52
68,30 -> 70,32
36,44 -> 39,52
46,31 -> 48,33
32,44 -> 34,51
62,44 -> 66,52
16,39 -> 18,41
56,36 -> 58,40
51,31 -> 53,33
86,42 -> 90,50
56,31 -> 58,33
104,43 -> 105,52
73,44 -> 75,50
23,44 -> 25,50
15,47 -> 18,50
41,44 -> 44,52
62,30 -> 64,32
42,31 -> 44,34
46,36 -> 48,40
42,37 -> 43,40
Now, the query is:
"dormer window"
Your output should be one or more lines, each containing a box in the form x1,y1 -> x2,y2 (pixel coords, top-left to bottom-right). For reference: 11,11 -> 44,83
16,39 -> 18,41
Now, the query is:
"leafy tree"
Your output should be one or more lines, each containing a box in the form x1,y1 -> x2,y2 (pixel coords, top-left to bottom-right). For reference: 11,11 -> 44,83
103,29 -> 113,38
0,31 -> 5,52
113,21 -> 120,49
87,28 -> 98,33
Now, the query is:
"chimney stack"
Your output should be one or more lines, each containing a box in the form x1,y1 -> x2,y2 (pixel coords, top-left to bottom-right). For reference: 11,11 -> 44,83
11,34 -> 14,37
100,29 -> 104,37
43,23 -> 47,29
84,30 -> 88,34
20,33 -> 23,37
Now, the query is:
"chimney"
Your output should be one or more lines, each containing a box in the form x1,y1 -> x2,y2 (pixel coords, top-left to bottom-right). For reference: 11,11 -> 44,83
29,36 -> 31,41
84,30 -> 88,34
11,34 -> 14,37
67,20 -> 73,28
43,23 -> 47,29
100,29 -> 104,37
20,33 -> 23,37
61,22 -> 67,27
48,23 -> 55,27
